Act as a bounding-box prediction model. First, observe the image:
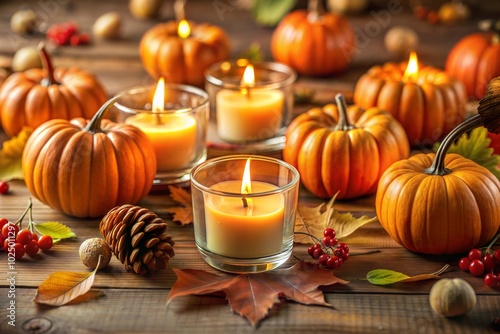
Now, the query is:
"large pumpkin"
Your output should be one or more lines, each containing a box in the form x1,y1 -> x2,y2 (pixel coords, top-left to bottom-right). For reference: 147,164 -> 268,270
445,22 -> 500,100
376,78 -> 500,254
271,0 -> 355,76
22,96 -> 157,218
0,45 -> 107,137
354,57 -> 468,146
139,20 -> 230,87
283,94 -> 410,199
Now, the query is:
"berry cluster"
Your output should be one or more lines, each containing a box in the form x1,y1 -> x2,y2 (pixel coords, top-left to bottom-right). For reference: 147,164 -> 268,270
306,228 -> 349,269
1,217 -> 53,259
46,22 -> 90,46
459,247 -> 500,288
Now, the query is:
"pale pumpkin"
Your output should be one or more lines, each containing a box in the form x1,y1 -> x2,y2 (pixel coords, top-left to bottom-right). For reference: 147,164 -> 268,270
283,94 -> 409,199
375,78 -> 500,254
271,0 -> 355,76
0,44 -> 107,137
22,96 -> 157,218
429,278 -> 476,317
354,61 -> 468,146
139,20 -> 230,87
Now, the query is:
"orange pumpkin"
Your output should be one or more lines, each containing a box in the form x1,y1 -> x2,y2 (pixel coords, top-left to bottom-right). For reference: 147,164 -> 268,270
283,94 -> 409,199
445,23 -> 500,99
376,122 -> 500,255
22,97 -> 157,218
271,0 -> 355,76
354,58 -> 468,146
0,45 -> 107,137
139,20 -> 230,87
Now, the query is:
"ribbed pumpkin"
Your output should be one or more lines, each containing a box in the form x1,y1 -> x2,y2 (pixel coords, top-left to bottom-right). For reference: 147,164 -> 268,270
445,21 -> 500,99
376,78 -> 500,255
0,44 -> 107,137
22,96 -> 157,218
139,20 -> 230,87
271,0 -> 355,76
354,56 -> 468,146
283,94 -> 410,199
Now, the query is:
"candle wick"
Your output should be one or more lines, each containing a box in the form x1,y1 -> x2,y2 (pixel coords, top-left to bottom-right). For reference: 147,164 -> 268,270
241,196 -> 248,208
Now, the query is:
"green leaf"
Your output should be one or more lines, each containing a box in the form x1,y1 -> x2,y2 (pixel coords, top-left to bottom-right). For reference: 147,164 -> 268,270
434,127 -> 500,180
240,42 -> 263,62
34,221 -> 77,240
366,265 -> 449,285
0,128 -> 32,181
252,0 -> 296,26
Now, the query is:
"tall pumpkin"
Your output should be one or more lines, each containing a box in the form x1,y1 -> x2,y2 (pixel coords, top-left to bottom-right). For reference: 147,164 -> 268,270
283,94 -> 409,199
271,0 -> 355,76
445,21 -> 500,99
22,97 -> 157,218
0,44 -> 107,137
376,78 -> 500,254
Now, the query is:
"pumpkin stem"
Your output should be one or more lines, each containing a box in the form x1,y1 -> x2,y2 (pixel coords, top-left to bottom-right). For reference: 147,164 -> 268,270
423,114 -> 483,176
38,42 -> 56,87
84,95 -> 120,134
174,0 -> 186,21
334,93 -> 354,131
307,0 -> 324,22
478,76 -> 500,133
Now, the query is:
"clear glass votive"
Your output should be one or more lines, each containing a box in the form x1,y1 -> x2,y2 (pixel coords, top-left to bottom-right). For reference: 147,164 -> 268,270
114,83 -> 209,185
190,155 -> 300,273
205,60 -> 297,144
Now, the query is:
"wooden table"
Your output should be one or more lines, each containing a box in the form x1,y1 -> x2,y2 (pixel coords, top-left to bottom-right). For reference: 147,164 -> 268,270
1,1 -> 499,333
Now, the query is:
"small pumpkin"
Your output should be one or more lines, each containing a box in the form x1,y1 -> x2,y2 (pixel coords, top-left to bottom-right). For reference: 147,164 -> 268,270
429,278 -> 476,317
354,56 -> 468,146
376,77 -> 500,255
271,0 -> 355,77
22,96 -> 157,218
0,44 -> 107,137
445,21 -> 500,99
139,19 -> 230,87
283,94 -> 410,199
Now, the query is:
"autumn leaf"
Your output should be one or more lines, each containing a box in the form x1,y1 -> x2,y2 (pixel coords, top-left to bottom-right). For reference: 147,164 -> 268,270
0,127 -> 32,181
167,261 -> 348,327
34,256 -> 103,306
366,264 -> 449,285
34,221 -> 77,242
294,193 -> 378,244
166,185 -> 193,225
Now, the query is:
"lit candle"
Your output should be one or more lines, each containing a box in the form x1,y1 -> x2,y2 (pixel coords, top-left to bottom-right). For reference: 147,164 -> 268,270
204,159 -> 285,258
125,78 -> 197,172
216,64 -> 285,142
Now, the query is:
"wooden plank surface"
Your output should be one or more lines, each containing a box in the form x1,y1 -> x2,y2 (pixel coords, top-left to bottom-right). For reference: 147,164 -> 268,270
1,0 -> 500,333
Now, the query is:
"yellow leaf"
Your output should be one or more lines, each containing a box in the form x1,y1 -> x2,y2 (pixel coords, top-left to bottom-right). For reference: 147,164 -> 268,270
294,193 -> 378,244
34,257 -> 101,306
0,127 -> 32,181
166,185 -> 193,225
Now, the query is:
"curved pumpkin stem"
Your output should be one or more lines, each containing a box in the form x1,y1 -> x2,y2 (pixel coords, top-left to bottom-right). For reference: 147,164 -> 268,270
307,0 -> 324,22
334,93 -> 354,131
38,42 -> 56,86
85,96 -> 120,134
423,115 -> 483,176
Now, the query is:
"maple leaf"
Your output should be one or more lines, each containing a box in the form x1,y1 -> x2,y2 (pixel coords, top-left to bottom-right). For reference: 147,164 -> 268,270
167,261 -> 348,327
166,185 -> 193,225
0,127 -> 32,181
294,193 -> 378,244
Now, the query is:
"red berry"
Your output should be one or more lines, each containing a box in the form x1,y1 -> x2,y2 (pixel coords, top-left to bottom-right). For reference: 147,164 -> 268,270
307,245 -> 315,257
0,218 -> 8,230
13,242 -> 25,260
3,238 -> 10,251
494,249 -> 500,264
326,256 -> 341,269
31,233 -> 39,242
459,257 -> 471,272
318,253 -> 330,267
343,253 -> 350,261
322,236 -> 334,247
334,248 -> 345,259
323,228 -> 336,239
0,236 -> 4,250
0,181 -> 9,194
24,240 -> 39,257
313,248 -> 324,260
484,273 -> 499,288
2,223 -> 19,239
483,254 -> 496,272
468,248 -> 482,261
37,235 -> 53,251
469,259 -> 485,277
16,229 -> 32,245
338,242 -> 349,253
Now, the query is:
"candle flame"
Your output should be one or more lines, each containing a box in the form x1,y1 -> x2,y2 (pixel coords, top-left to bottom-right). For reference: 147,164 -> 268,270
403,51 -> 419,83
241,158 -> 253,211
241,64 -> 255,87
153,78 -> 165,114
178,19 -> 190,39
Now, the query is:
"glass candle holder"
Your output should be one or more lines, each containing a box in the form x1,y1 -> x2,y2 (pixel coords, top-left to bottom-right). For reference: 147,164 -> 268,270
190,155 -> 300,273
114,83 -> 209,185
205,60 -> 296,144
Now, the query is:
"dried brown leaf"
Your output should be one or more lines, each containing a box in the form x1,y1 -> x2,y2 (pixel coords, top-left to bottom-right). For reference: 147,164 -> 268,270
166,186 -> 193,225
167,261 -> 348,327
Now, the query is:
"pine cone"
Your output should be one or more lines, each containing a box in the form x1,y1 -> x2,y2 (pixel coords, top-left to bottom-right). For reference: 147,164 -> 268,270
99,204 -> 175,276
